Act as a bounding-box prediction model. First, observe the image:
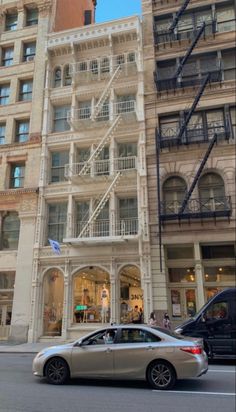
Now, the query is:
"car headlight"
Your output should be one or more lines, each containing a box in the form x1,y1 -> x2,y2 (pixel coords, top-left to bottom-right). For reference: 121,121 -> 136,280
175,327 -> 183,334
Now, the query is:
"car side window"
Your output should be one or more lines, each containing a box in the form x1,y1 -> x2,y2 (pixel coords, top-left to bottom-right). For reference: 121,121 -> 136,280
119,328 -> 161,343
82,329 -> 117,345
205,301 -> 228,321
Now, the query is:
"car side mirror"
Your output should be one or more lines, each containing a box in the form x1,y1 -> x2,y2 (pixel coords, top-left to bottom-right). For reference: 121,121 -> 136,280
74,340 -> 83,347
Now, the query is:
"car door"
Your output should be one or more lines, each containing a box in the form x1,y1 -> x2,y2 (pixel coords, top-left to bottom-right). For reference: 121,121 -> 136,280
204,300 -> 232,354
113,327 -> 161,379
71,329 -> 116,378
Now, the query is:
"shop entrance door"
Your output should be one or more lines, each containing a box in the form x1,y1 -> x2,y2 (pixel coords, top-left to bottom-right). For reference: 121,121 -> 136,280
0,305 -> 10,340
169,288 -> 197,321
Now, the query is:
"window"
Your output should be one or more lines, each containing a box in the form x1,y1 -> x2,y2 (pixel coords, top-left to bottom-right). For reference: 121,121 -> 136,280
90,59 -> 98,74
118,328 -> 161,343
47,203 -> 67,243
222,49 -> 236,81
0,123 -> 6,145
1,213 -> 20,250
0,84 -> 10,105
205,301 -> 228,320
198,173 -> 225,210
163,177 -> 187,213
23,42 -> 36,62
26,8 -> 38,26
160,115 -> 180,140
216,3 -> 235,33
10,164 -> 25,188
84,10 -> 92,25
100,57 -> 110,73
201,244 -> 235,259
1,47 -> 14,67
53,67 -> 62,88
119,198 -> 138,235
230,106 -> 236,138
118,143 -> 137,157
166,246 -> 194,260
78,101 -> 91,119
5,12 -> 17,31
204,266 -> 235,283
19,79 -> 33,101
53,105 -> 70,132
63,65 -> 72,86
168,268 -> 195,283
77,201 -> 90,235
15,120 -> 29,143
116,95 -> 135,114
50,151 -> 69,182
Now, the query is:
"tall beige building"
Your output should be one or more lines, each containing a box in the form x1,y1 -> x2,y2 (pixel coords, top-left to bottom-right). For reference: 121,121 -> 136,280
143,0 -> 235,325
0,0 -> 97,343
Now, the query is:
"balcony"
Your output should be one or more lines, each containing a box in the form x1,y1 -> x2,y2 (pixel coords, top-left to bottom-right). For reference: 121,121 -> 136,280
64,218 -> 139,245
160,196 -> 232,221
67,100 -> 138,130
70,55 -> 137,86
154,20 -> 216,45
158,120 -> 231,148
65,156 -> 137,181
154,64 -> 222,92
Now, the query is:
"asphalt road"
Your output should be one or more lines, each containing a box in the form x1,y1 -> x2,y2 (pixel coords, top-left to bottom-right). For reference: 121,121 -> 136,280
0,355 -> 235,412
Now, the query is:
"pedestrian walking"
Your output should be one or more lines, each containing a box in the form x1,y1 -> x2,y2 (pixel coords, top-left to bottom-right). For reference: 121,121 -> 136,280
162,313 -> 171,330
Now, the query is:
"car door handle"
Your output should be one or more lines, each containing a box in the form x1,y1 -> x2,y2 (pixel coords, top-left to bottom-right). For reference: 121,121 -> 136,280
105,348 -> 112,353
147,346 -> 154,350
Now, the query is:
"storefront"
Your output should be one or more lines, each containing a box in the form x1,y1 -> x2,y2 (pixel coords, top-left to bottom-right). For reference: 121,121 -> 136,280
0,272 -> 15,340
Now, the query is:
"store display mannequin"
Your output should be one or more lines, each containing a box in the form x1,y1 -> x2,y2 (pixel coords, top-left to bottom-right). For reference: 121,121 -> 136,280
101,284 -> 109,323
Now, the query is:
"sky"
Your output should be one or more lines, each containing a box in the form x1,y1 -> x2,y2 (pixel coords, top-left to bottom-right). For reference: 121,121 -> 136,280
96,0 -> 141,23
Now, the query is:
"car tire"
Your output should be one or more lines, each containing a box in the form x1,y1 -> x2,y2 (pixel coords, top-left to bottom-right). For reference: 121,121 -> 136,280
147,360 -> 176,390
45,357 -> 69,385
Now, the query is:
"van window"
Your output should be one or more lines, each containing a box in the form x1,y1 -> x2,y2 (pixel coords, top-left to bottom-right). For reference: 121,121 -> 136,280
205,301 -> 228,320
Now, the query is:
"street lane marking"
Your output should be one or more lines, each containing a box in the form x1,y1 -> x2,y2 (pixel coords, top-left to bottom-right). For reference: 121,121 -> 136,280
152,391 -> 235,396
208,369 -> 235,373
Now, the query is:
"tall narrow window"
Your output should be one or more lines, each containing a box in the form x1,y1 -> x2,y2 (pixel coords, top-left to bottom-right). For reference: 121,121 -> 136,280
199,173 -> 226,201
53,105 -> 70,132
5,12 -> 17,31
50,151 -> 69,182
0,84 -> 10,105
2,212 -> 20,250
63,65 -> 72,86
84,10 -> 92,25
19,79 -> 33,101
26,8 -> 38,26
53,67 -> 62,88
119,198 -> 138,235
163,177 -> 187,213
47,203 -> 67,243
1,47 -> 14,67
76,201 -> 90,235
0,123 -> 6,145
23,42 -> 36,62
15,120 -> 29,143
10,164 -> 25,188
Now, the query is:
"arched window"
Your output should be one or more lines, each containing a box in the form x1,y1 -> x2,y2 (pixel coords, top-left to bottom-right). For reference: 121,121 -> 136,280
199,173 -> 226,211
163,176 -> 187,213
63,65 -> 72,86
53,67 -> 62,88
43,269 -> 64,336
2,212 -> 20,250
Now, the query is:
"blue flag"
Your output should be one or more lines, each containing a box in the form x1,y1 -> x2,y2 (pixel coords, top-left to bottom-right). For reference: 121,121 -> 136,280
48,239 -> 61,255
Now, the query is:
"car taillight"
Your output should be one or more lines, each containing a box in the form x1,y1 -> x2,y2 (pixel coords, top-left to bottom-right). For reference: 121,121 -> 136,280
180,346 -> 202,355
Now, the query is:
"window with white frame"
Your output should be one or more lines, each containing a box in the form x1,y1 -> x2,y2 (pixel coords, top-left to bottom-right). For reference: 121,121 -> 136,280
15,120 -> 29,143
1,47 -> 14,66
23,42 -> 36,62
53,105 -> 70,132
10,163 -> 25,188
78,101 -> 91,119
118,198 -> 138,235
19,79 -> 33,101
50,151 -> 69,182
116,95 -> 136,114
0,84 -> 10,105
0,123 -> 6,144
47,203 -> 67,243
63,65 -> 72,86
53,67 -> 62,88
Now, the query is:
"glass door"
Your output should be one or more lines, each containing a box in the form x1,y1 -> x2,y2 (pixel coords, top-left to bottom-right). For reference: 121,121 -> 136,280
169,288 -> 197,321
0,305 -> 11,340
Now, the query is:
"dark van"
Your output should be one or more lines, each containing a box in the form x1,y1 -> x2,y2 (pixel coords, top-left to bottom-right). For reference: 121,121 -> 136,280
175,288 -> 236,358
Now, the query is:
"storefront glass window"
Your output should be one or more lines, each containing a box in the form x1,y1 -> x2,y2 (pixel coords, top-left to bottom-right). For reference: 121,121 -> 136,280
204,266 -> 235,283
168,268 -> 195,283
119,265 -> 143,323
43,269 -> 64,336
73,267 -> 110,324
166,246 -> 194,260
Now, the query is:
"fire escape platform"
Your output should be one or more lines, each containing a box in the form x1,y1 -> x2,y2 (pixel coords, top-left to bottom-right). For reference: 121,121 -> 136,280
63,235 -> 139,246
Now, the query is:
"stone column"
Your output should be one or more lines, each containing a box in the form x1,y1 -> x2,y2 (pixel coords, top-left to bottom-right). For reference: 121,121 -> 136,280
194,243 -> 205,309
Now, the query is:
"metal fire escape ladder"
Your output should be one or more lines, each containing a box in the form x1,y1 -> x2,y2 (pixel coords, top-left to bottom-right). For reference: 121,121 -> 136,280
169,0 -> 191,32
179,133 -> 217,215
78,172 -> 122,238
174,21 -> 206,79
79,115 -> 122,176
91,65 -> 122,121
177,73 -> 210,142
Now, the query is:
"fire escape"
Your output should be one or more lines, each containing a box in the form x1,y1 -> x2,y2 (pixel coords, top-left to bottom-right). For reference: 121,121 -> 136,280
153,0 -> 232,269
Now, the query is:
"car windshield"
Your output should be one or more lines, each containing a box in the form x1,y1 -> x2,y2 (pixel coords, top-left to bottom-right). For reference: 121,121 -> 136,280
152,327 -> 186,340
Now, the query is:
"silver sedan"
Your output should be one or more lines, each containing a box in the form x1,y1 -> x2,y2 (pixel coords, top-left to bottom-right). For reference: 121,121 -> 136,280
33,325 -> 208,390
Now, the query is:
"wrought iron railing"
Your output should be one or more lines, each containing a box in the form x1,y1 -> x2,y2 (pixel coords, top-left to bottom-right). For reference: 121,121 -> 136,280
154,20 -> 216,45
160,196 -> 232,221
158,120 -> 231,148
77,218 -> 139,238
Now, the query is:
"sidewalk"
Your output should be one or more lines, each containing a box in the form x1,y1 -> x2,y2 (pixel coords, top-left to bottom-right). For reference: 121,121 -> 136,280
0,341 -> 68,354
